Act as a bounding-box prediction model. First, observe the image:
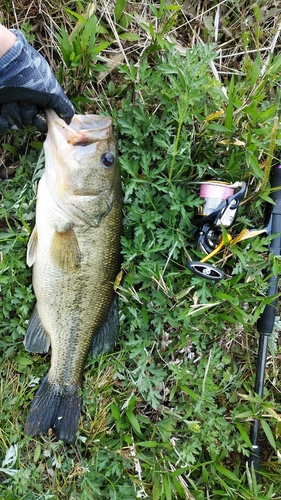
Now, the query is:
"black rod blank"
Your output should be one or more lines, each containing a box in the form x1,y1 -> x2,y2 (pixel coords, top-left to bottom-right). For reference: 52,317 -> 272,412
248,164 -> 281,474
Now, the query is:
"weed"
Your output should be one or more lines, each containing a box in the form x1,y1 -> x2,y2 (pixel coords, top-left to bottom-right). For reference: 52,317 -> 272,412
1,1 -> 281,499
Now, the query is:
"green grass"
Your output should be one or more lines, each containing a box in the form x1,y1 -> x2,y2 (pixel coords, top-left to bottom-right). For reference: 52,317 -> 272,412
1,1 -> 281,498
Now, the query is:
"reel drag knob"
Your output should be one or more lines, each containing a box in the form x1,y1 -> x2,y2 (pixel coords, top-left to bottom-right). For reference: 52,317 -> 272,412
187,261 -> 224,281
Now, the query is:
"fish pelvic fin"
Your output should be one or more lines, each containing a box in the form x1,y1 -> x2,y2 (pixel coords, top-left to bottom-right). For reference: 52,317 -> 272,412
25,374 -> 81,443
89,296 -> 119,357
50,225 -> 81,273
26,225 -> 38,267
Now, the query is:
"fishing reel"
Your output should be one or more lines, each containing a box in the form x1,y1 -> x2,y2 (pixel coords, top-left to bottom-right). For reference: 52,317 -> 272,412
187,180 -> 247,281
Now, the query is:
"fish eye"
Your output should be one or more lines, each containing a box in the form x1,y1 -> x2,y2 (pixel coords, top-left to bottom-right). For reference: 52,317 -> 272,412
101,152 -> 115,167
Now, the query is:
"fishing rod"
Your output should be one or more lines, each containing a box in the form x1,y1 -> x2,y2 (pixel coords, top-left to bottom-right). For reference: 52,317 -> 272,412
187,168 -> 281,476
248,163 -> 281,476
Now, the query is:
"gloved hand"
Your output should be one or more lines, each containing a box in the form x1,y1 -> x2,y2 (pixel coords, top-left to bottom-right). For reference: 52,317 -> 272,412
0,30 -> 74,133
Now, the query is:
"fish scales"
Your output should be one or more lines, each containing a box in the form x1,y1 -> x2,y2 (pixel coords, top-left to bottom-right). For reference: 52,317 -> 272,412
33,174 -> 120,384
24,110 -> 122,442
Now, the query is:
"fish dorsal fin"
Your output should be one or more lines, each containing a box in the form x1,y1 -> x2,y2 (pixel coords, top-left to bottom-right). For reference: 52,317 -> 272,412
26,226 -> 38,267
50,226 -> 81,273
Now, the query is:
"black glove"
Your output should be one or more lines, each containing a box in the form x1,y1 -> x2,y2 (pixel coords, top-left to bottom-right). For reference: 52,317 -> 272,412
0,30 -> 74,133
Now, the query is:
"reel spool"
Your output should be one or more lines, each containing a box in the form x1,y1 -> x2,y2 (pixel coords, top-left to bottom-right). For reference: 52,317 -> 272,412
187,180 -> 247,281
198,181 -> 238,217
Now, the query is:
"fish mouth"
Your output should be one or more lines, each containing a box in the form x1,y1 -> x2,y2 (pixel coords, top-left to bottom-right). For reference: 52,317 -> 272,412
45,109 -> 112,147
43,109 -> 117,200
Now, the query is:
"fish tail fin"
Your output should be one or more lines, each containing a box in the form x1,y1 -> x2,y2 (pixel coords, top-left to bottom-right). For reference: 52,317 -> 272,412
25,374 -> 81,443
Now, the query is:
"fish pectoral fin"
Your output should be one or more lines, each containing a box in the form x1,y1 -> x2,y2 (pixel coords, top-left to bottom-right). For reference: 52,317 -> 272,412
89,296 -> 119,357
26,226 -> 38,267
50,226 -> 81,273
24,304 -> 51,354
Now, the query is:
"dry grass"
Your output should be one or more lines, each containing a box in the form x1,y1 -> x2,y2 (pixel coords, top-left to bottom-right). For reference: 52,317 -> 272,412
2,1 -> 281,93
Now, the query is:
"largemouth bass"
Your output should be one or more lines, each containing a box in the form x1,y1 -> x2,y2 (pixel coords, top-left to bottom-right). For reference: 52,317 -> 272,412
24,110 -> 122,443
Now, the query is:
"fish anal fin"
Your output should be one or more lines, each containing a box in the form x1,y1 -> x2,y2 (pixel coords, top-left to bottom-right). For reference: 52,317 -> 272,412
24,304 -> 51,354
89,296 -> 119,357
26,226 -> 38,267
50,226 -> 81,273
25,374 -> 81,443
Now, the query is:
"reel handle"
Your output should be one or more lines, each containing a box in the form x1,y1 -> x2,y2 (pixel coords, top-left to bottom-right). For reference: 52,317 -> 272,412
187,261 -> 224,281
